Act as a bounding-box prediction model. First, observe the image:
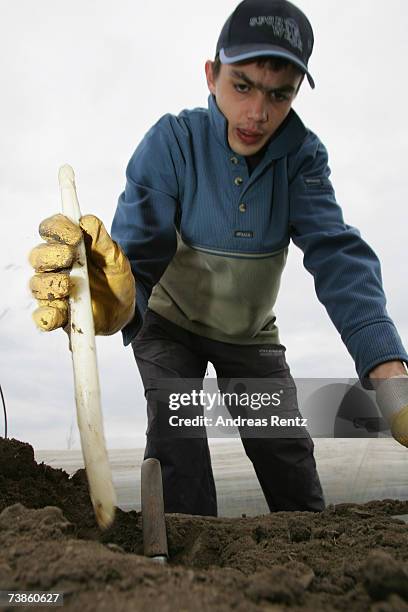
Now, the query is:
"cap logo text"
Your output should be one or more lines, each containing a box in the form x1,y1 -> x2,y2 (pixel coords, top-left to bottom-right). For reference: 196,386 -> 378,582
249,16 -> 303,52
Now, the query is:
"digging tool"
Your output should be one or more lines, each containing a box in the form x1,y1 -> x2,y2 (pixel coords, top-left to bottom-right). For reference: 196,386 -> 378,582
58,164 -> 116,529
141,458 -> 168,563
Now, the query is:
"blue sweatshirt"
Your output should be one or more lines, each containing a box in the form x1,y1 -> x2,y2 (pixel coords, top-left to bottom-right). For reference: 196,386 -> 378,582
111,94 -> 408,379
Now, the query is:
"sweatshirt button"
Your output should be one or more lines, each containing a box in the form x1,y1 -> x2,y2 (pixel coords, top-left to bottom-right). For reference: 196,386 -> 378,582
230,156 -> 239,164
234,176 -> 243,186
239,203 -> 247,212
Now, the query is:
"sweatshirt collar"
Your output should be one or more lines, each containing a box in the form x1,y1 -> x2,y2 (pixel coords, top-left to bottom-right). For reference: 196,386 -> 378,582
208,94 -> 307,160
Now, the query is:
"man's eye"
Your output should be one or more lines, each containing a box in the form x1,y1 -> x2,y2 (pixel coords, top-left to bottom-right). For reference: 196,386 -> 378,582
234,83 -> 250,93
270,91 -> 289,102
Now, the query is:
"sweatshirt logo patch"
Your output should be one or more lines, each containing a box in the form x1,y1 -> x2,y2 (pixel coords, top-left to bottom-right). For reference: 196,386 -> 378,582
234,230 -> 253,238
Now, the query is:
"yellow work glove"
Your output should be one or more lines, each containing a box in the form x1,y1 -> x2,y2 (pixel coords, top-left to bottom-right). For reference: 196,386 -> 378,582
375,375 -> 408,448
29,214 -> 136,335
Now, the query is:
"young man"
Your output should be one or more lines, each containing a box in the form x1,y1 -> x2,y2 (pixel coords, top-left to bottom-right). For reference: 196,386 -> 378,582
30,0 -> 408,516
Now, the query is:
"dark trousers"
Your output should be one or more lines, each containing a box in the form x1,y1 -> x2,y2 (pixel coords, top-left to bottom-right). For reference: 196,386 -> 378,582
132,309 -> 325,516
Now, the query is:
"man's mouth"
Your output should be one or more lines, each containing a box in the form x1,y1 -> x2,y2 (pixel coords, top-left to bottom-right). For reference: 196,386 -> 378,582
236,128 -> 264,146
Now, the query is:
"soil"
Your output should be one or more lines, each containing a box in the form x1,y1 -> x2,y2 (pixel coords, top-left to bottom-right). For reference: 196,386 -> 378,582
1,437 -> 408,611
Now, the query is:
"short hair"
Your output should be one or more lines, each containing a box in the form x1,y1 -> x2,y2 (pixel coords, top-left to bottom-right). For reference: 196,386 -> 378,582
212,54 -> 304,91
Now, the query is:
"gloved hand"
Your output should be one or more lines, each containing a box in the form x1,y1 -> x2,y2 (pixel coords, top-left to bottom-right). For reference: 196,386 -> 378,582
29,213 -> 136,335
374,375 -> 408,448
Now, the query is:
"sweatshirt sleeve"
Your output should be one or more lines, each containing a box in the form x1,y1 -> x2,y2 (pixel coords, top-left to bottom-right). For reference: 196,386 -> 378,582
111,114 -> 184,345
288,131 -> 408,380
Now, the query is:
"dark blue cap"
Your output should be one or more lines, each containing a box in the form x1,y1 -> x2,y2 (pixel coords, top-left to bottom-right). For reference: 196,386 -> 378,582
216,0 -> 315,88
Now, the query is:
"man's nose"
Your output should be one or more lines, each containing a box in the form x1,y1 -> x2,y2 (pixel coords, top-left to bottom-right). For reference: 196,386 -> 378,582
247,92 -> 268,122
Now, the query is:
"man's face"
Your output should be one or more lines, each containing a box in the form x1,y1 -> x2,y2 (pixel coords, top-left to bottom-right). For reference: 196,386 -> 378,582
205,60 -> 302,156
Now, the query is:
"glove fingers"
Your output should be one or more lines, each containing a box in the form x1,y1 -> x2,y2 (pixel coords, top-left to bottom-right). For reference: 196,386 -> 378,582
32,302 -> 68,331
30,272 -> 70,300
39,214 -> 82,246
390,405 -> 408,448
29,243 -> 76,272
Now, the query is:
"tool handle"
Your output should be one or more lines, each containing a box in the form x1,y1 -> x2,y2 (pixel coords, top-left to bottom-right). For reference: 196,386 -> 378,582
59,164 -> 116,529
141,458 -> 168,559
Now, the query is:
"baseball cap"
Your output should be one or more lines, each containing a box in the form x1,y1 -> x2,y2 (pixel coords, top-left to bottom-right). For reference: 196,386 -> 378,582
216,0 -> 315,88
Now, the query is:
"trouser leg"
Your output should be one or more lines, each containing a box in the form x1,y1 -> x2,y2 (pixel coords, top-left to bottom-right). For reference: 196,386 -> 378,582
131,310 -> 217,516
210,342 -> 325,512
240,436 -> 325,512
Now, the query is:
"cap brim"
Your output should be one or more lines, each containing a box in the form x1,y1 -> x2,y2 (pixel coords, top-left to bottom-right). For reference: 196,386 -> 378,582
219,45 -> 315,89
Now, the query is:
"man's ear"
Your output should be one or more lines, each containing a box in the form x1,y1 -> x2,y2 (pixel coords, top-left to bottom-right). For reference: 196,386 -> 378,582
205,60 -> 216,95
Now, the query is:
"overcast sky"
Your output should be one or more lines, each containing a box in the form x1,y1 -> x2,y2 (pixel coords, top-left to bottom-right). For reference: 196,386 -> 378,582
1,0 -> 407,449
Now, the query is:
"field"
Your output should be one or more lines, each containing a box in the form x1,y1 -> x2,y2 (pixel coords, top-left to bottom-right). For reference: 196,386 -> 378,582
1,437 -> 408,611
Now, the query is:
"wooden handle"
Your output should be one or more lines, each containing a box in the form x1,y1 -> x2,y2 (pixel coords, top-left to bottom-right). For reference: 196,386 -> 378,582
141,458 -> 168,558
59,164 -> 116,529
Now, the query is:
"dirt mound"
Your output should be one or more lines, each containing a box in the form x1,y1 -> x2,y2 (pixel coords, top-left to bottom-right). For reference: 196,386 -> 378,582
1,436 -> 408,611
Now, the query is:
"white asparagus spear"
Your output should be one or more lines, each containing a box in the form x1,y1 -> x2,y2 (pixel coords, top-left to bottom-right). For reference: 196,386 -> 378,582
58,164 -> 116,529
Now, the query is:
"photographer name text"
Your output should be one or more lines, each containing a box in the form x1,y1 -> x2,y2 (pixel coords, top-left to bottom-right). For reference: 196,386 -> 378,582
168,415 -> 308,427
